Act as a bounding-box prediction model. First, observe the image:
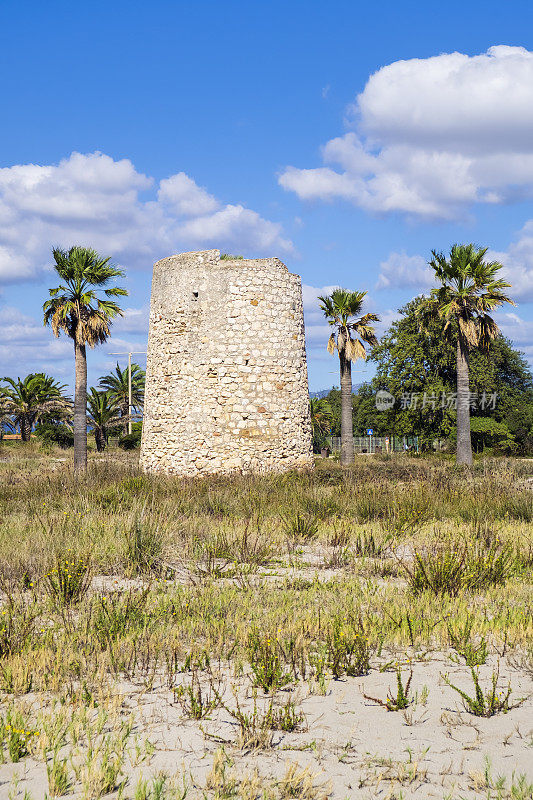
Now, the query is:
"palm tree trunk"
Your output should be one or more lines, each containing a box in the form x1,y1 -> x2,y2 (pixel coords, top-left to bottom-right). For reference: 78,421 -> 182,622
456,335 -> 473,466
122,402 -> 129,435
21,414 -> 32,442
74,342 -> 88,472
95,427 -> 106,452
339,342 -> 354,466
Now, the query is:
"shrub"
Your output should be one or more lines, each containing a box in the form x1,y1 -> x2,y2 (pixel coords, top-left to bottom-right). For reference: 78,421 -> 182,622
400,540 -> 516,597
326,615 -> 371,679
44,552 -> 91,606
34,423 -> 73,449
363,668 -> 413,711
246,627 -> 293,692
443,666 -> 518,717
119,422 -> 142,450
282,513 -> 319,541
124,516 -> 163,576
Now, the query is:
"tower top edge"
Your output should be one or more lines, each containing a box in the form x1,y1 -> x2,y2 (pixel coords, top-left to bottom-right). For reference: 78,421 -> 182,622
153,250 -> 290,273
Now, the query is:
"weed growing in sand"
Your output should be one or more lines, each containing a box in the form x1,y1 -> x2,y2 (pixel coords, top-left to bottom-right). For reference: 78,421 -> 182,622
442,666 -> 519,717
400,540 -> 516,597
364,667 -> 413,711
173,670 -> 221,720
133,774 -> 175,800
469,756 -> 533,800
46,745 -> 71,796
448,616 -> 488,667
265,697 -> 306,732
247,627 -> 293,692
326,615 -> 371,679
124,515 -> 163,576
0,708 -> 38,762
44,552 -> 91,606
282,513 -> 319,541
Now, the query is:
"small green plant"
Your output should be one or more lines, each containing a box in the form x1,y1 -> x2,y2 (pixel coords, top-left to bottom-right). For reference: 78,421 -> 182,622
246,627 -> 293,692
364,668 -> 413,711
448,616 -> 488,667
442,666 -> 519,717
47,745 -> 71,796
399,540 -> 516,597
134,774 -> 170,800
124,516 -> 163,575
173,671 -> 220,720
282,513 -> 319,541
92,588 -> 150,648
44,552 -> 91,606
326,616 -> 371,679
353,531 -> 391,557
265,697 -> 305,732
0,709 -> 38,762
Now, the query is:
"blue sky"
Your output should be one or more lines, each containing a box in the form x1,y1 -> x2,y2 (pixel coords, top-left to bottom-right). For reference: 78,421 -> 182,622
1,0 -> 533,391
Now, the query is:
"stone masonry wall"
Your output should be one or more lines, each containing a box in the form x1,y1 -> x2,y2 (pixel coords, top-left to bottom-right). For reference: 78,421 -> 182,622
140,250 -> 313,476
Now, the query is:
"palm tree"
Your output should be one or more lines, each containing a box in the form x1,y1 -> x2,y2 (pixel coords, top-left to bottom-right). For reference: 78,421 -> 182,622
318,289 -> 379,465
0,373 -> 71,441
43,246 -> 127,472
86,388 -> 125,452
419,244 -> 515,466
309,397 -> 333,436
310,396 -> 334,454
99,362 -> 145,433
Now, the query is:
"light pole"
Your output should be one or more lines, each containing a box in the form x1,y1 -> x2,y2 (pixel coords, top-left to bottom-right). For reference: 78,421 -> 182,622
108,351 -> 147,434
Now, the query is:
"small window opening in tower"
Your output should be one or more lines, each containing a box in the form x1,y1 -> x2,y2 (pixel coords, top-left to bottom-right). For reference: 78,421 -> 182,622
192,291 -> 199,300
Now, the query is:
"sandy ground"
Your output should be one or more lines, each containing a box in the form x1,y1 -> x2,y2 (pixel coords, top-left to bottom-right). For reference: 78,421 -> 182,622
1,655 -> 531,799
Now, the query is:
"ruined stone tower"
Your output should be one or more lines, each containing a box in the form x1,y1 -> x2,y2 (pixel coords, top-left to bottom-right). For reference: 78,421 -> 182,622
140,250 -> 313,475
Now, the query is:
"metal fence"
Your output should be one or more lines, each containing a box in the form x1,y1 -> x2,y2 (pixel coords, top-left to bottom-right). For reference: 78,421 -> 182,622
328,435 -> 419,454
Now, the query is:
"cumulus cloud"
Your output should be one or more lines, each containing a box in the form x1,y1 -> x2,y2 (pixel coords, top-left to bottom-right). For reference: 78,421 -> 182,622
279,46 -> 533,219
489,220 -> 533,302
0,305 -> 72,377
497,311 -> 533,361
375,251 -> 434,290
0,152 -> 293,284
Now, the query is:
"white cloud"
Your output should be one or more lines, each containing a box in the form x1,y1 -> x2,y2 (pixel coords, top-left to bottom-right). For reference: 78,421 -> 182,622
497,311 -> 533,361
489,220 -> 533,302
376,251 -> 434,290
279,46 -> 533,219
157,172 -> 218,217
0,151 -> 293,284
0,305 -> 72,377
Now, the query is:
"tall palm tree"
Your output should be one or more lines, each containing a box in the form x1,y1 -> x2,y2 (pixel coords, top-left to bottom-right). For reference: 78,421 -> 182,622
99,362 -> 145,433
0,373 -> 71,441
43,246 -> 127,472
86,388 -> 125,452
419,244 -> 515,466
318,289 -> 379,465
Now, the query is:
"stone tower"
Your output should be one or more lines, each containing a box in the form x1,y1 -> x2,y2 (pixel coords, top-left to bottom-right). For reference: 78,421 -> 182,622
140,250 -> 313,476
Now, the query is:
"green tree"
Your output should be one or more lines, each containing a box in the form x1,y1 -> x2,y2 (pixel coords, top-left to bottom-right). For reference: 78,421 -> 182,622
86,389 -> 124,452
318,289 -> 379,465
0,373 -> 71,441
99,362 -> 145,433
418,245 -> 515,465
371,296 -> 532,453
43,247 -> 127,472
